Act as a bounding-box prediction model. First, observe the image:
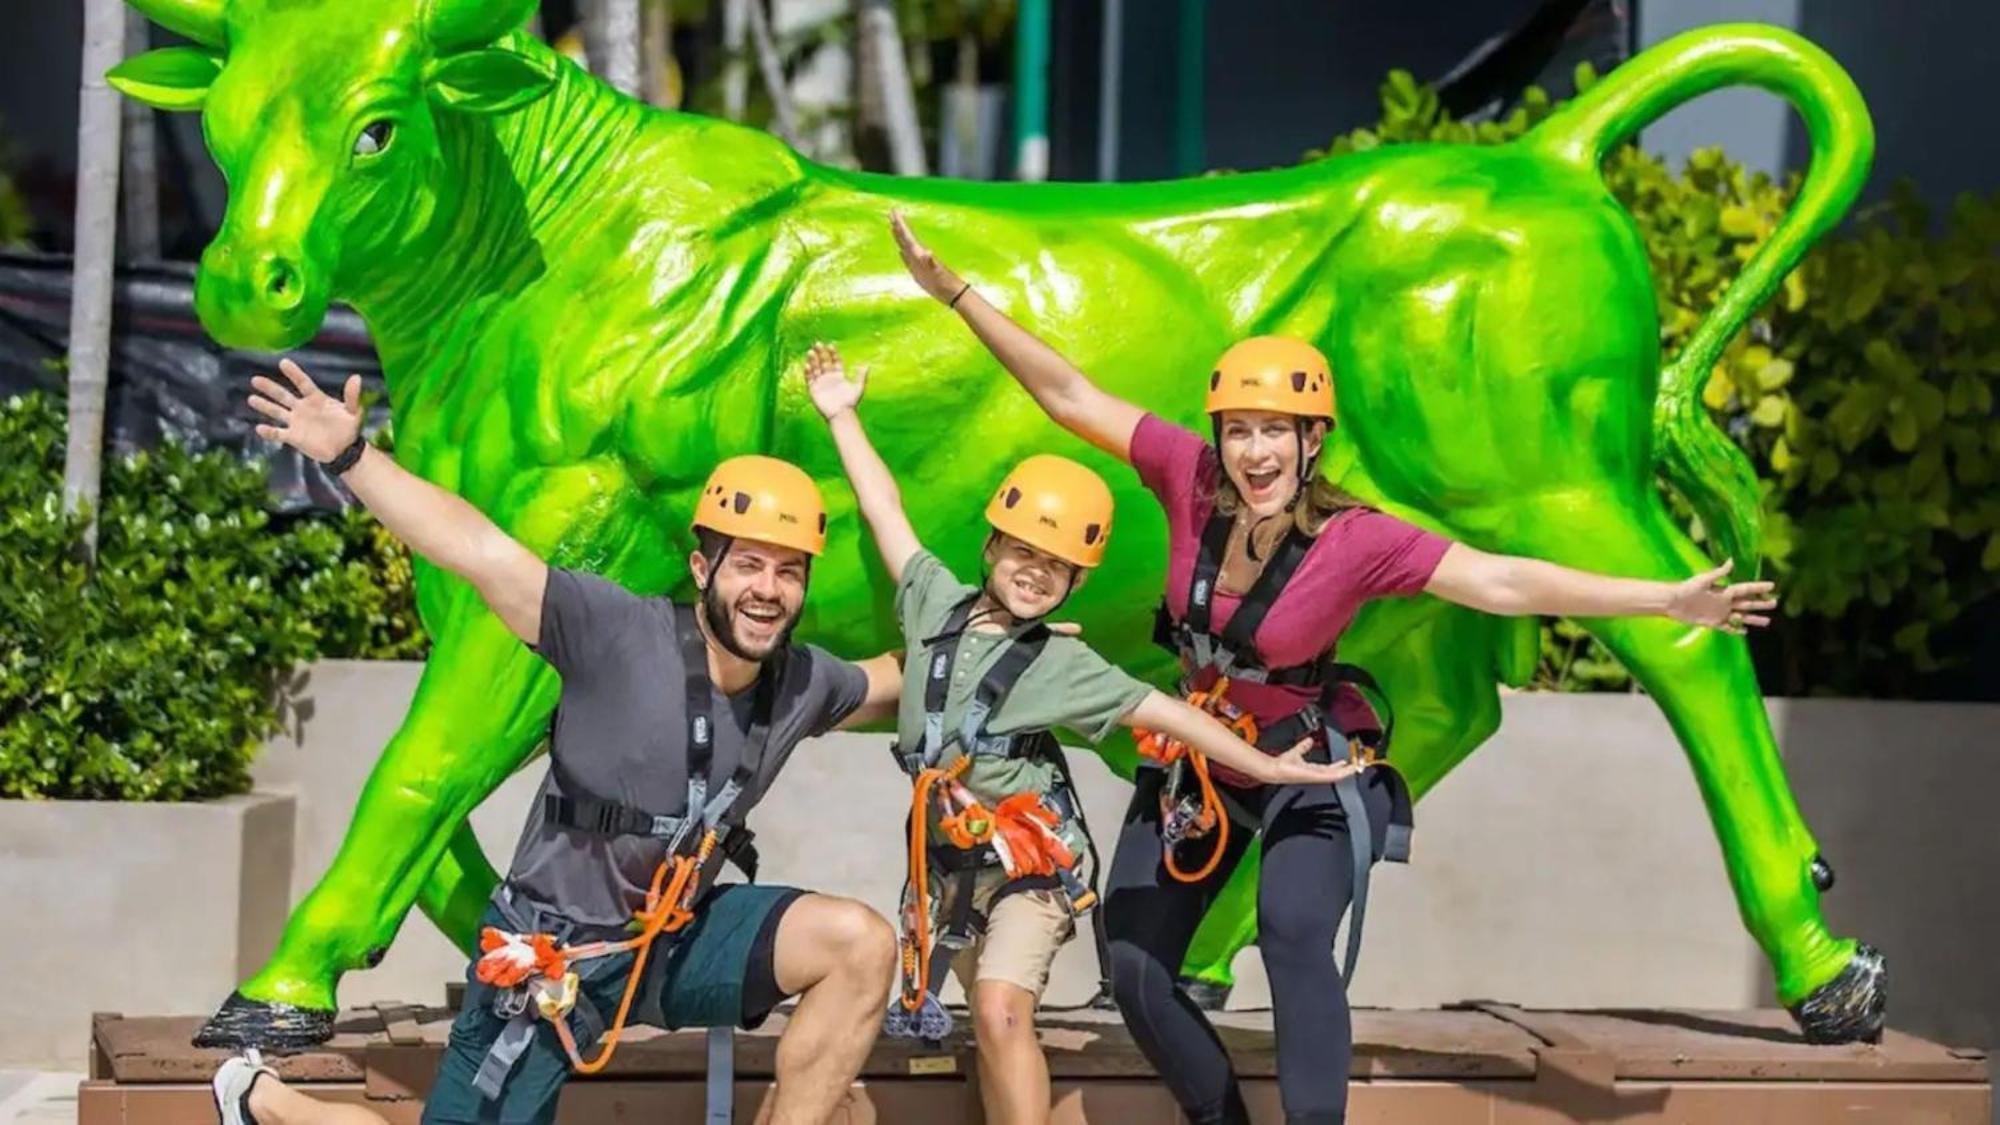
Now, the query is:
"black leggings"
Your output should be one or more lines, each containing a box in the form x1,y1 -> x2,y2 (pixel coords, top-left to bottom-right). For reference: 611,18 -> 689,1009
1104,768 -> 1389,1125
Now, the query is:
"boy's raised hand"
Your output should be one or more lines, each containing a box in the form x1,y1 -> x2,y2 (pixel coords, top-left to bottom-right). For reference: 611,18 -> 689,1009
804,341 -> 867,421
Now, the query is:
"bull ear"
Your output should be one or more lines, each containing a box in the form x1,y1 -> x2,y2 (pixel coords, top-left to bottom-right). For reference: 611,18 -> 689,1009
424,45 -> 557,114
106,46 -> 224,111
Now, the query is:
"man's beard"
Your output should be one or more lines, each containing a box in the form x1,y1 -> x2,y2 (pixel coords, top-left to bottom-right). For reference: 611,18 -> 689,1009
702,581 -> 798,662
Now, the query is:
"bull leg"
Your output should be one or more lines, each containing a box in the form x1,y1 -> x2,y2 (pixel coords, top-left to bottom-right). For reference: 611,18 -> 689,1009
1180,600 -> 1511,992
413,817 -> 507,956
196,609 -> 557,1047
1498,492 -> 1882,1042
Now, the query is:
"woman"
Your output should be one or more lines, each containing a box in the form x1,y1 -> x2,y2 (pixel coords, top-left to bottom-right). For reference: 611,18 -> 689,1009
888,212 -> 1775,1125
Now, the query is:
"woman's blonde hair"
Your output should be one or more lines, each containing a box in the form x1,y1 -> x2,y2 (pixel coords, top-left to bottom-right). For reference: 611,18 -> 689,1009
1207,420 -> 1360,537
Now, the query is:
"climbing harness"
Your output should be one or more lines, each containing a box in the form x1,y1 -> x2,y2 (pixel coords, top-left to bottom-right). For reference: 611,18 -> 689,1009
1135,509 -> 1413,981
884,594 -> 1102,1042
470,603 -> 777,1100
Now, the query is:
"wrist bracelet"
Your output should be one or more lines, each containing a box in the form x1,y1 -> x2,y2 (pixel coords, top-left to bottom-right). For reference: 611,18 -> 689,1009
322,434 -> 368,476
948,281 -> 972,309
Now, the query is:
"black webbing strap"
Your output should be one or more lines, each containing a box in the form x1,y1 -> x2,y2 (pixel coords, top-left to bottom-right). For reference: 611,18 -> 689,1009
1173,511 -> 1314,682
1219,525 -> 1311,656
904,594 -> 1051,769
674,602 -> 777,833
544,604 -> 779,857
1183,512 -> 1235,638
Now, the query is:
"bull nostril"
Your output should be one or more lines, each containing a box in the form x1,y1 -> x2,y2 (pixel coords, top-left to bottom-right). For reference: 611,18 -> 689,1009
256,256 -> 305,313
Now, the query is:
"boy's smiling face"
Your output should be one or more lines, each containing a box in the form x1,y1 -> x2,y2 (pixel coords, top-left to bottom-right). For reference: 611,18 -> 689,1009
983,532 -> 1086,620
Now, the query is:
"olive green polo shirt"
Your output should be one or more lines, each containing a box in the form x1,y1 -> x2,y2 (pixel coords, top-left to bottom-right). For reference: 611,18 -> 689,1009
893,549 -> 1151,813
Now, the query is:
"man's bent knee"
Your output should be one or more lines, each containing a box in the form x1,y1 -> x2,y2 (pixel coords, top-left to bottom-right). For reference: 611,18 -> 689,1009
778,895 -> 897,995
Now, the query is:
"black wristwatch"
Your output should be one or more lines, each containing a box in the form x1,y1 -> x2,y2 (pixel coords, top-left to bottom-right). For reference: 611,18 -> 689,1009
322,434 -> 368,476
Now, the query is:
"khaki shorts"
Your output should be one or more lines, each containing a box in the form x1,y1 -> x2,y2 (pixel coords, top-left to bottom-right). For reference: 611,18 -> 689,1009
948,888 -> 1077,1000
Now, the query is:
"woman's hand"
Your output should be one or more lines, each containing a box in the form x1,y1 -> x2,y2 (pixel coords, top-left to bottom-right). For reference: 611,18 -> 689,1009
248,358 -> 362,461
890,210 -> 966,305
1666,562 -> 1778,635
1257,739 -> 1368,787
803,341 -> 868,420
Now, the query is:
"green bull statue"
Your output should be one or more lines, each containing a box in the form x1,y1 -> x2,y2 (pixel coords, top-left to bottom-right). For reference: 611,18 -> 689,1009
111,0 -> 1883,1047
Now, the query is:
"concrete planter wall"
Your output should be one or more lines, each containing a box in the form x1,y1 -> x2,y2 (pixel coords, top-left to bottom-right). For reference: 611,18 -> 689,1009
0,791 -> 294,1067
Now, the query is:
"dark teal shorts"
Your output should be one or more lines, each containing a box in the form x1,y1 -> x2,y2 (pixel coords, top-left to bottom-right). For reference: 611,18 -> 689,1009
420,883 -> 802,1125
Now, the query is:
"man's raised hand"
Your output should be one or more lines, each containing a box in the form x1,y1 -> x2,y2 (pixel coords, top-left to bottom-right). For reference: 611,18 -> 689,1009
248,358 -> 362,462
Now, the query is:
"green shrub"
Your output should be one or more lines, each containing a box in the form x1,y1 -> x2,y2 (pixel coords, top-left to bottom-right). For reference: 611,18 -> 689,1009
0,392 -> 422,801
1325,67 -> 2000,697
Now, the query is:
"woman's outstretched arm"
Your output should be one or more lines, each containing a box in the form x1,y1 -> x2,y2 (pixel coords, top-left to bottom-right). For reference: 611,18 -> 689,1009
891,210 -> 1147,462
1425,545 -> 1778,634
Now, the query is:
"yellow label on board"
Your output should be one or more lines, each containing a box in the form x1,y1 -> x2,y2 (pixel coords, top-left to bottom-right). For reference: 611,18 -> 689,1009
907,1055 -> 958,1076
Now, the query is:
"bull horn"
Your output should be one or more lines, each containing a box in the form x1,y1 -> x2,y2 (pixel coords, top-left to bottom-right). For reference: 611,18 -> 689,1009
421,0 -> 537,51
127,0 -> 226,48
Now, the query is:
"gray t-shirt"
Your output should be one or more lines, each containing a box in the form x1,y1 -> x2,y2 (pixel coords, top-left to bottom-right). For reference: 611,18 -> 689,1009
505,567 -> 868,928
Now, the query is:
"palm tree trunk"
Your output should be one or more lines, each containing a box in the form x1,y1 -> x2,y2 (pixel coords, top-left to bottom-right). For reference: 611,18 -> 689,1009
855,0 -> 927,175
721,0 -> 749,120
743,0 -> 798,146
67,0 -> 126,559
640,0 -> 672,107
119,6 -> 159,262
582,0 -> 642,97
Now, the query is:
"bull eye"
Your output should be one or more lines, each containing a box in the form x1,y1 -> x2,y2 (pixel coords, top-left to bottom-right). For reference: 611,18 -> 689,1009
353,120 -> 394,159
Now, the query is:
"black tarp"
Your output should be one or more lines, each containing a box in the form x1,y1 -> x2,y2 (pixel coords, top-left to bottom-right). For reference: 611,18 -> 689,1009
0,252 -> 384,512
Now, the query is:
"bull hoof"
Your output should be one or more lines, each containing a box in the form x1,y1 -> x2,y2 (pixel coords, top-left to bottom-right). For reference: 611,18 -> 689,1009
1178,977 -> 1232,1011
1811,855 -> 1836,892
1789,943 -> 1886,1044
192,991 -> 335,1050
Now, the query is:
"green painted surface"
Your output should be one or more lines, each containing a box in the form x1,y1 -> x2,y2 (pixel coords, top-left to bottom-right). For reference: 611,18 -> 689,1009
111,2 -> 1873,1018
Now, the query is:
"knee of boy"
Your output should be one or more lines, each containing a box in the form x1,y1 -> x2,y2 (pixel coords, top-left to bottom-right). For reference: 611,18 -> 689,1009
970,987 -> 1033,1046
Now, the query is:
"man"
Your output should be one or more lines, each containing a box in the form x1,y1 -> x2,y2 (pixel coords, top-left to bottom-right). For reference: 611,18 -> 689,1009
214,360 -> 902,1125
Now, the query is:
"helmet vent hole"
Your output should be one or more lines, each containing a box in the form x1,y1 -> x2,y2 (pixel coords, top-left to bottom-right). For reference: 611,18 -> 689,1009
1085,523 -> 1102,545
1291,370 -> 1308,391
1004,487 -> 1022,509
732,491 -> 753,514
1210,370 -> 1222,391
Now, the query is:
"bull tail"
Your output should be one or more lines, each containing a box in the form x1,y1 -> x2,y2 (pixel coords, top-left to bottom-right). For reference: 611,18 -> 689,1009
1525,24 -> 1874,573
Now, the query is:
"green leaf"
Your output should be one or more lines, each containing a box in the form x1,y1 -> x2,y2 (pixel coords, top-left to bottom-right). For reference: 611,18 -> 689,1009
1756,357 -> 1795,391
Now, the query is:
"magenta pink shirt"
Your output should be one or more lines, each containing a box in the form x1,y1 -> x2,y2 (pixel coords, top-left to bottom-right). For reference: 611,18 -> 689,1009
1130,413 -> 1451,783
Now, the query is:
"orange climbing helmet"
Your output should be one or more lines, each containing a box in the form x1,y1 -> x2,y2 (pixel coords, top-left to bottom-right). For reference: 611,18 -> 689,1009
1205,335 -> 1336,422
985,454 -> 1115,569
692,455 -> 828,556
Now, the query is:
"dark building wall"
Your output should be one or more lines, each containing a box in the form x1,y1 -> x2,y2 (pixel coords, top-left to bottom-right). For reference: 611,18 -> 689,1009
1787,0 -> 2000,212
1202,0 -> 1554,171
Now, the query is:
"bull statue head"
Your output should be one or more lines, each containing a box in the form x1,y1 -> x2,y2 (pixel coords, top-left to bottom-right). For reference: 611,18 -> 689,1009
109,0 -> 556,349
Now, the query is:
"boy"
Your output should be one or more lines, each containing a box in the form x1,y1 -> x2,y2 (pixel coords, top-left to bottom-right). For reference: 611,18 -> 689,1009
802,342 -> 1361,1125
